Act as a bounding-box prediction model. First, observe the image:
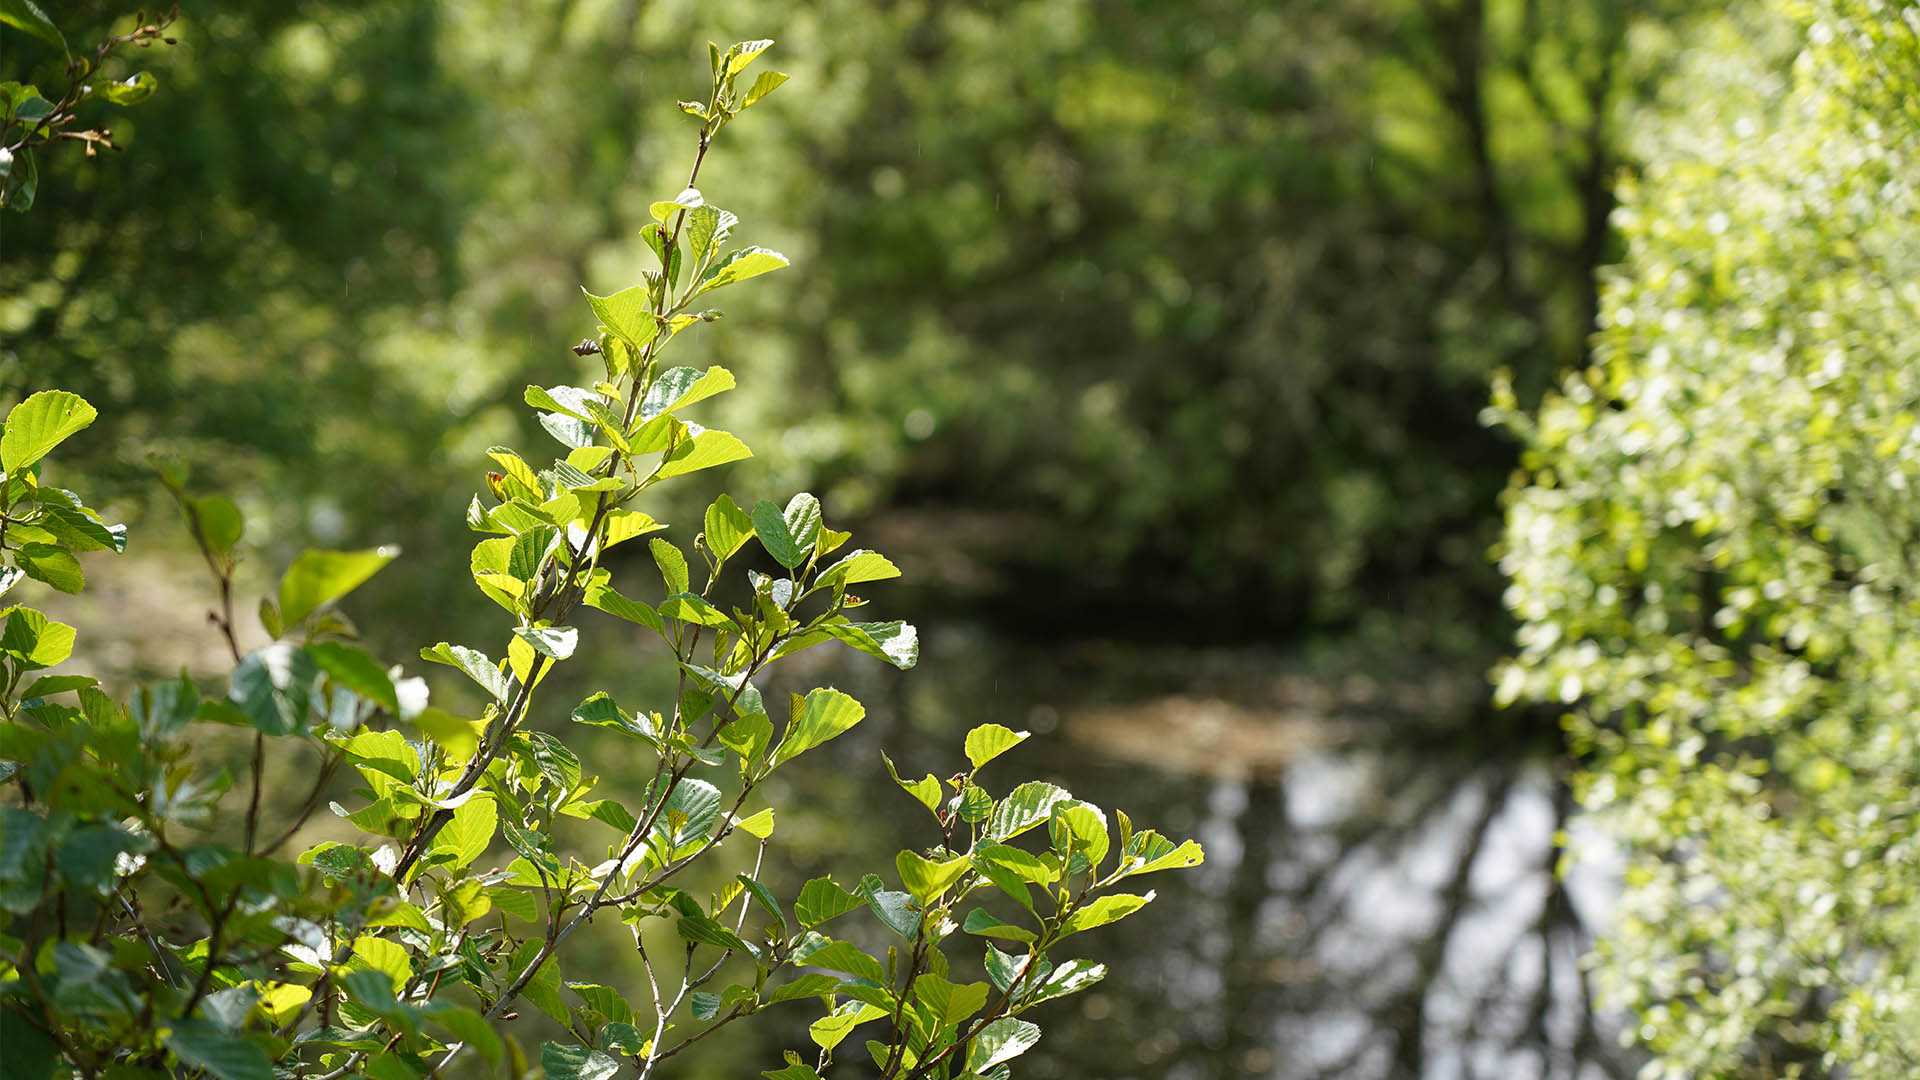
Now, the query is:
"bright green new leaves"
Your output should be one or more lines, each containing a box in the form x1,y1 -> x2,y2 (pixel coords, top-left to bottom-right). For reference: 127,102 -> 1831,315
279,547 -> 397,628
421,642 -> 512,702
704,494 -> 755,560
1049,801 -> 1110,869
794,937 -> 886,983
882,751 -> 942,814
582,284 -> 658,352
962,908 -> 1035,944
91,71 -> 156,106
968,1018 -> 1041,1073
896,850 -> 970,904
1,607 -> 74,669
641,366 -> 735,421
964,724 -> 1029,771
813,549 -> 899,589
428,794 -> 497,873
770,687 -> 864,767
818,619 -> 919,670
794,877 -> 864,928
1,389 -> 95,474
692,247 -> 789,300
742,70 -> 789,109
1060,891 -> 1154,937
988,781 -> 1072,841
752,493 -> 822,569
12,543 -> 81,593
513,625 -> 578,660
809,1001 -> 887,1051
652,428 -> 751,480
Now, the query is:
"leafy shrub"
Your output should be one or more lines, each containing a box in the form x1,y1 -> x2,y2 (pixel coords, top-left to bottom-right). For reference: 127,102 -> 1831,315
1492,1 -> 1920,1074
0,40 -> 1202,1080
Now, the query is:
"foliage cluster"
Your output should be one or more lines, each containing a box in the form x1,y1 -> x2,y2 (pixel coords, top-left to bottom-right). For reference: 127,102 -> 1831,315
0,41 -> 1202,1080
1493,1 -> 1920,1074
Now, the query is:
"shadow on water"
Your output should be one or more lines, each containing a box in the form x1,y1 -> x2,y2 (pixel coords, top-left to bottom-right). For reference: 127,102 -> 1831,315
675,621 -> 1638,1080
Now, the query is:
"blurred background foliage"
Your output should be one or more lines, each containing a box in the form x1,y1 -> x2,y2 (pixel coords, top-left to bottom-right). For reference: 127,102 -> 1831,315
4,0 -> 1698,669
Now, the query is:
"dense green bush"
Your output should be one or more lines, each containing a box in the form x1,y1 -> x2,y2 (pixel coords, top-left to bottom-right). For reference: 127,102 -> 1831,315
1493,1 -> 1920,1074
0,41 -> 1201,1079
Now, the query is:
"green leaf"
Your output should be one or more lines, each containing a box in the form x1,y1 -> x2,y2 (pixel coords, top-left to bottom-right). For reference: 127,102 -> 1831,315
37,505 -> 126,553
513,625 -> 578,660
0,0 -> 64,56
581,584 -> 662,633
882,751 -> 942,814
653,427 -> 752,480
861,884 -> 920,941
1,390 -> 93,474
794,938 -> 886,983
182,494 -> 240,557
963,907 -> 1037,944
913,976 -> 989,1027
703,493 -> 755,561
308,641 -> 400,715
165,1019 -> 271,1080
964,724 -> 1030,771
649,185 -> 705,224
650,538 -> 689,594
1024,958 -> 1106,1006
582,284 -> 658,351
0,606 -> 74,668
814,549 -> 899,589
819,619 -> 919,670
94,71 -> 156,106
279,547 -> 398,627
967,1018 -> 1041,1073
0,1004 -> 56,1080
677,912 -> 755,954
1049,801 -> 1110,869
420,642 -> 511,702
794,877 -> 865,928
692,246 -> 790,298
752,493 -> 822,569
767,973 -> 840,1004
1059,891 -> 1155,936
896,850 -> 971,904
20,673 -> 93,698
726,39 -> 775,77
808,1001 -> 887,1052
989,782 -> 1072,841
15,542 -> 81,593
641,366 -> 736,421
541,1043 -> 619,1080
977,844 -> 1058,884
338,729 -> 418,783
659,593 -> 734,629
743,70 -> 790,108
686,205 -> 739,265
428,794 -> 497,873
734,806 -> 775,837
1119,834 -> 1206,878
229,643 -> 320,735
770,687 -> 865,767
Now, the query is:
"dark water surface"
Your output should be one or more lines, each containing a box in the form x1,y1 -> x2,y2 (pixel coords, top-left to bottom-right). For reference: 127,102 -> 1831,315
639,622 -> 1634,1080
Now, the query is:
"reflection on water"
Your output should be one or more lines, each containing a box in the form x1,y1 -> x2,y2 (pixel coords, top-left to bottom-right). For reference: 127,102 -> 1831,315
683,622 -> 1636,1080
